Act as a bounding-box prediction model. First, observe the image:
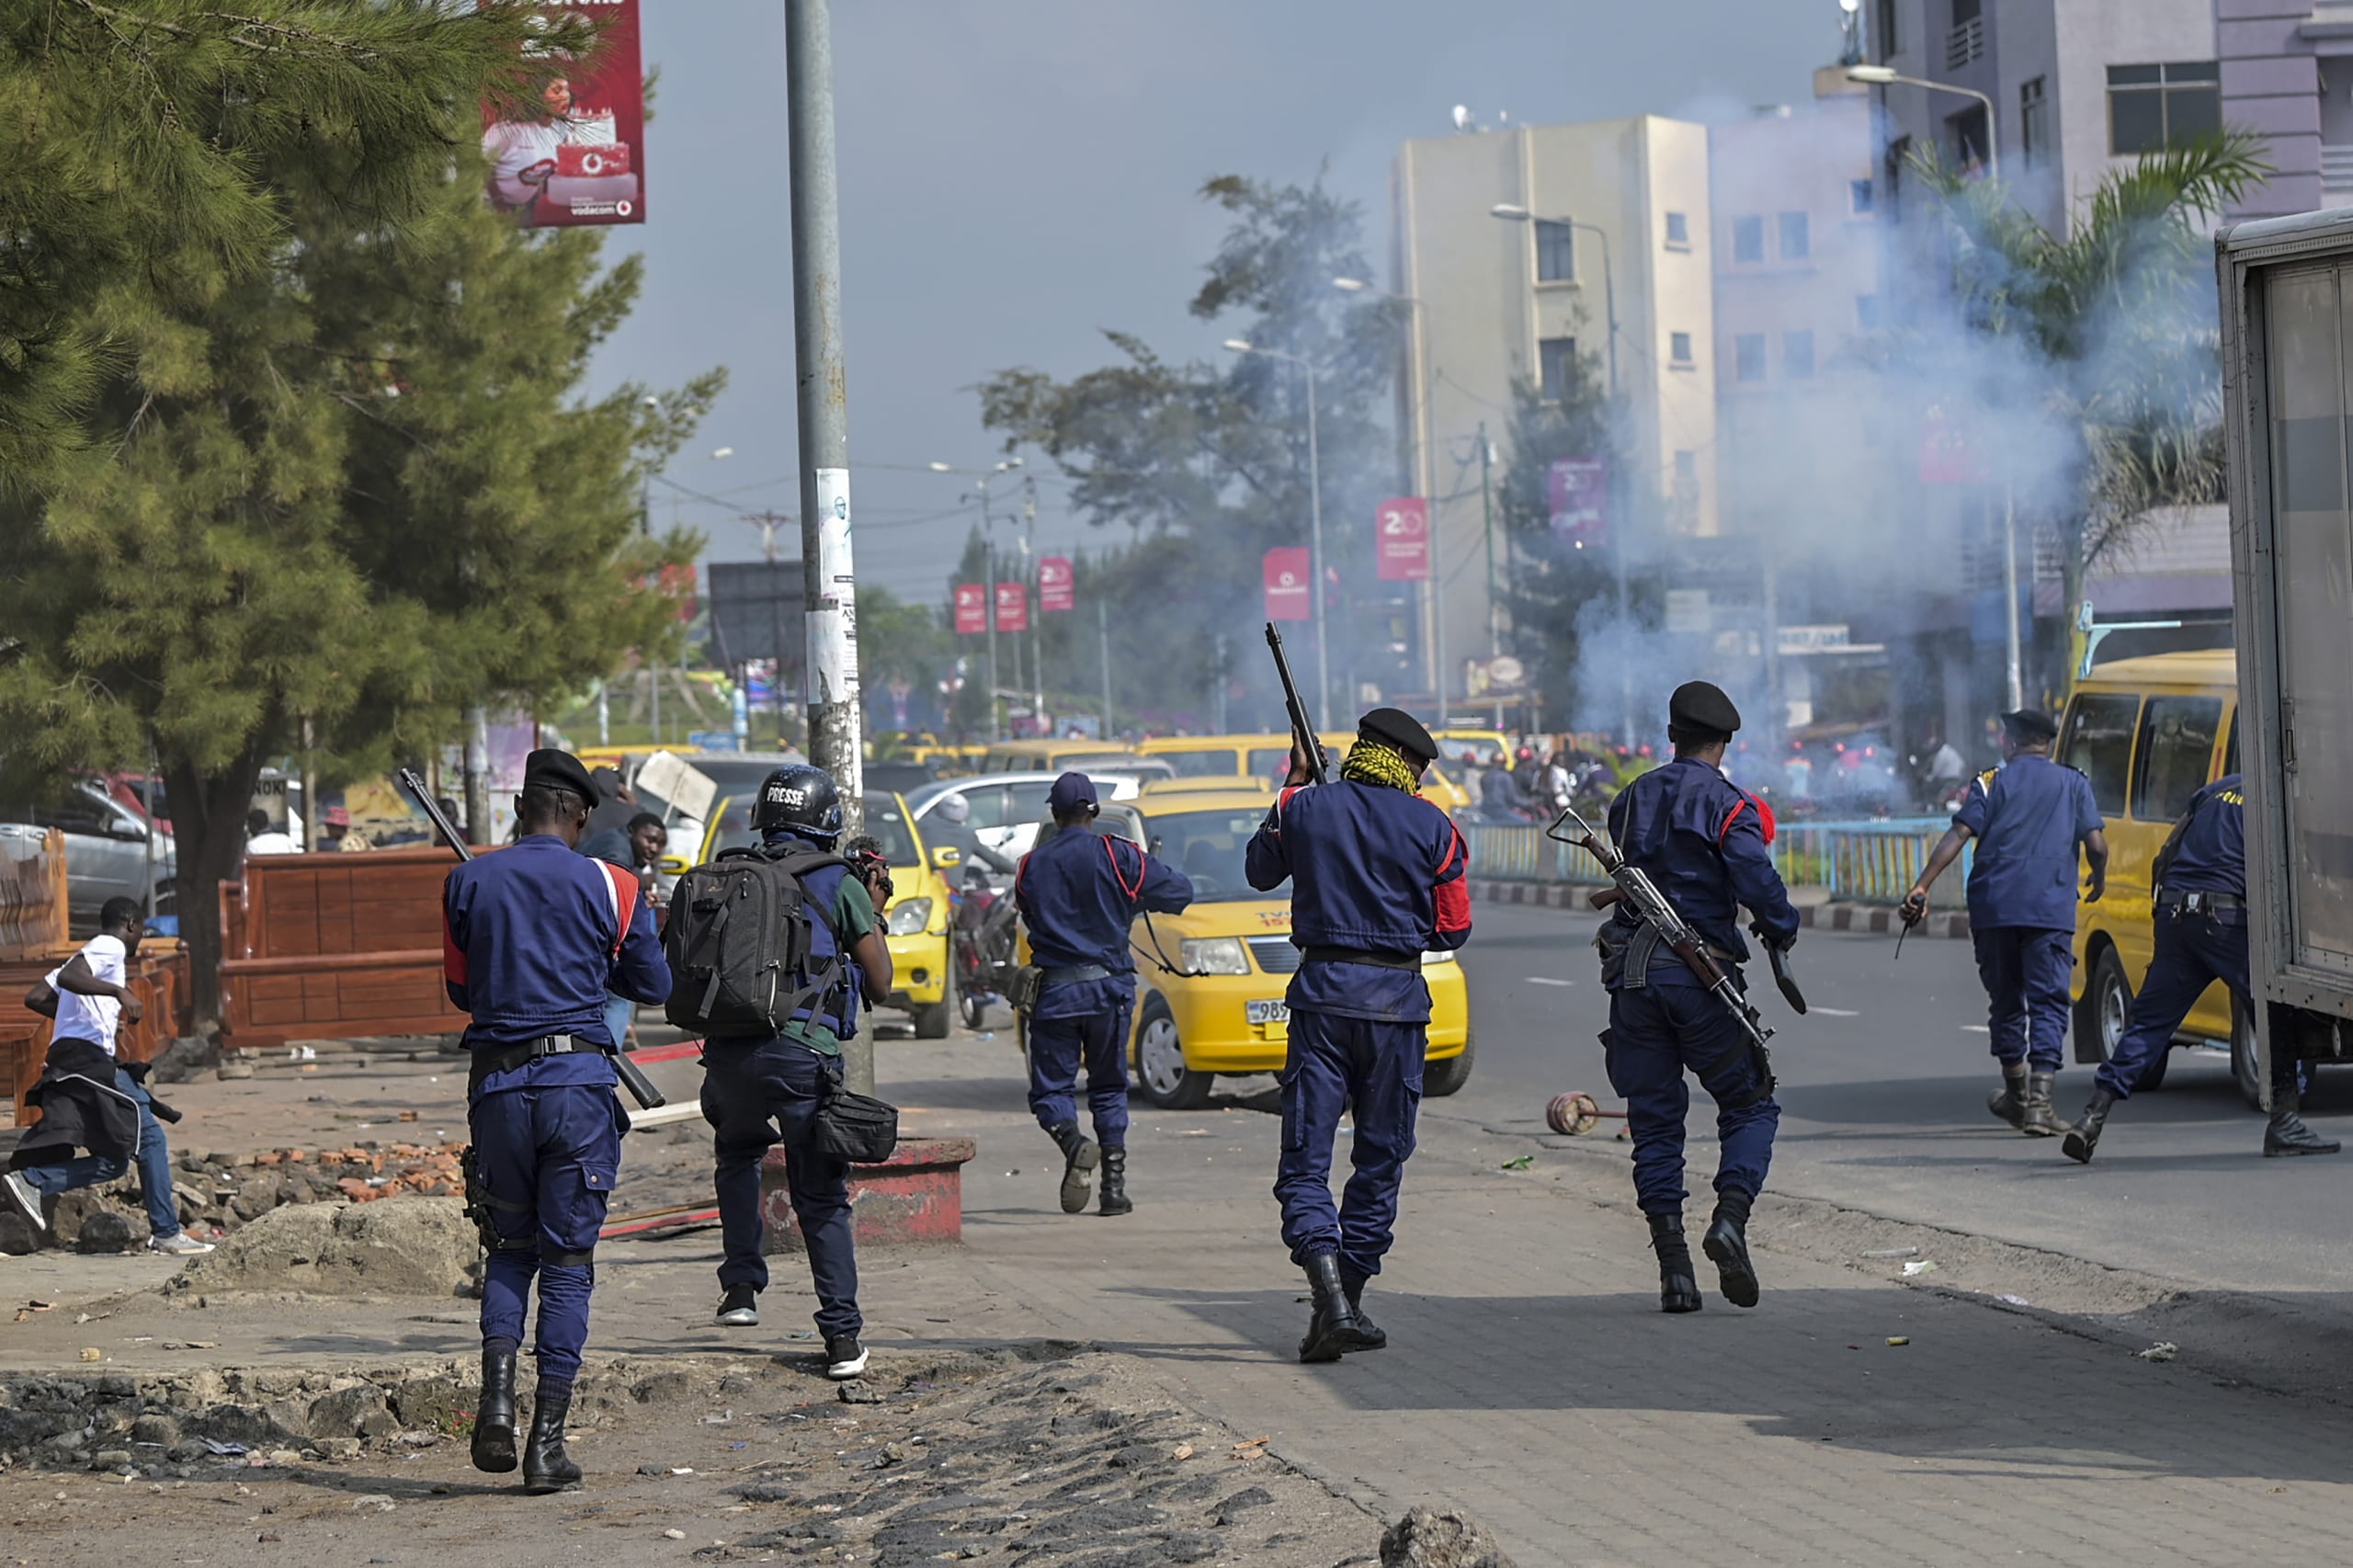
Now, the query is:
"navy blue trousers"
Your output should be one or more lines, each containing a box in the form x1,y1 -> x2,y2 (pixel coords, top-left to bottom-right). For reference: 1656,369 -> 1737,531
470,1079 -> 626,1388
2098,908 -> 2245,1100
1027,990 -> 1134,1147
1604,981 -> 1780,1217
1972,926 -> 2075,1072
702,1035 -> 861,1341
1274,1008 -> 1423,1278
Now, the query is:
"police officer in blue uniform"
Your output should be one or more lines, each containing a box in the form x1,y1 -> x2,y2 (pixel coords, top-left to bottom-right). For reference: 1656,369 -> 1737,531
702,766 -> 898,1381
1245,709 -> 1472,1362
2059,774 -> 2339,1163
1015,773 -> 1193,1216
441,749 -> 671,1493
1901,710 -> 2109,1138
1599,682 -> 1799,1313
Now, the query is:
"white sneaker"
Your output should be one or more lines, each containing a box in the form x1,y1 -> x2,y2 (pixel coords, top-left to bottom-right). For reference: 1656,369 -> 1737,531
146,1231 -> 214,1256
3,1171 -> 47,1233
824,1335 -> 869,1381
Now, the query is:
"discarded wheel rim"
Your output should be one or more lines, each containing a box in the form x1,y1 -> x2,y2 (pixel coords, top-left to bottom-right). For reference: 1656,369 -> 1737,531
1546,1091 -> 1602,1136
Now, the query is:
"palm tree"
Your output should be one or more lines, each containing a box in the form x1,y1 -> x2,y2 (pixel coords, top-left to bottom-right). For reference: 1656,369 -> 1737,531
1915,131 -> 2270,686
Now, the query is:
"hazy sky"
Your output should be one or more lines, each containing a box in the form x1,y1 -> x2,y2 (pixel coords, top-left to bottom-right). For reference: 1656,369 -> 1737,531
595,1 -> 1839,605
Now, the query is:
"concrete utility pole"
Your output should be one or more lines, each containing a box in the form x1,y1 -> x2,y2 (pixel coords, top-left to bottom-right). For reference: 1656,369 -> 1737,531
1224,340 -> 1331,729
786,0 -> 870,1091
463,707 -> 490,846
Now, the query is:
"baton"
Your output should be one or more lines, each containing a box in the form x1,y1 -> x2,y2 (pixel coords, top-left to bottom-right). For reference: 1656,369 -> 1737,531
1895,887 -> 1924,962
399,767 -> 666,1111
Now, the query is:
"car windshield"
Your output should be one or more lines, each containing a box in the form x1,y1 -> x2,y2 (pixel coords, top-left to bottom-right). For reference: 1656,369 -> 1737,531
706,793 -> 920,867
1139,807 -> 1271,903
1149,747 -> 1239,778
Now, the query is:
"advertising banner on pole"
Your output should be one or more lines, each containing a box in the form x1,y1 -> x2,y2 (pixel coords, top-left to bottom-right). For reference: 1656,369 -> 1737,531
1376,498 -> 1430,582
995,582 -> 1029,634
1264,548 -> 1312,621
1547,459 -> 1608,548
483,1 -> 646,228
953,584 -> 986,635
1039,556 -> 1075,612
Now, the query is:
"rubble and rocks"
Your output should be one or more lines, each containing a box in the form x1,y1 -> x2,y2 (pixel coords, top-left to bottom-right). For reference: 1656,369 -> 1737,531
1381,1506 -> 1521,1568
162,1198 -> 480,1299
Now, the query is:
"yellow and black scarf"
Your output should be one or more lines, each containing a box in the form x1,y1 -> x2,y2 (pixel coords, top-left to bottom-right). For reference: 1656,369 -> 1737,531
1340,737 -> 1421,793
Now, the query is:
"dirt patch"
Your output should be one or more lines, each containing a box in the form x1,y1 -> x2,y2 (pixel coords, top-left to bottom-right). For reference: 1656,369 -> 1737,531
163,1198 -> 479,1300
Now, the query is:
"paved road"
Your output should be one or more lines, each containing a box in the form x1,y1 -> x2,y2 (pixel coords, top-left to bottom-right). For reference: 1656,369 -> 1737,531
1449,900 -> 2353,1294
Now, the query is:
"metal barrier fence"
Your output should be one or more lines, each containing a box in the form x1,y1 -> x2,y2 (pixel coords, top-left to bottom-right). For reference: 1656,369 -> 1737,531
1462,816 -> 1968,904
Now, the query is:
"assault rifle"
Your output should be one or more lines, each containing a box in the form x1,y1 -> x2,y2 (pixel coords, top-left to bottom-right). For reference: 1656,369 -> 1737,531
1264,622 -> 1328,787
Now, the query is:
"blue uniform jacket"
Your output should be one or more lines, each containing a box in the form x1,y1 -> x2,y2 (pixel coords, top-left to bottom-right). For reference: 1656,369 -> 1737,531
1606,756 -> 1798,987
2155,773 -> 2245,898
1953,754 -> 2103,930
1016,827 -> 1193,1021
442,835 -> 672,1094
1245,779 -> 1472,1023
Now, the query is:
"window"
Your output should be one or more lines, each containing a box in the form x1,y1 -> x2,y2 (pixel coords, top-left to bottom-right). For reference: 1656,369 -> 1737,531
2109,62 -> 2222,155
1885,134 -> 1912,217
1669,331 -> 1694,365
1873,0 -> 1898,57
1665,210 -> 1690,248
1950,103 -> 1991,172
1951,0 -> 1980,22
2060,692 -> 2141,817
1779,211 -> 1810,260
1733,215 -> 1764,264
1673,450 -> 1700,517
1534,219 -> 1575,282
1784,330 -> 1816,379
2131,697 -> 2223,823
1735,334 -> 1768,382
956,784 -> 1016,831
1849,177 -> 1875,215
1857,293 -> 1881,330
1538,335 -> 1580,400
2020,75 -> 2048,168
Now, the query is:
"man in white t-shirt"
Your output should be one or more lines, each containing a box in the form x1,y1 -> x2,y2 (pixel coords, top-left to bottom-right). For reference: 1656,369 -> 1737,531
3,898 -> 213,1254
244,808 -> 298,856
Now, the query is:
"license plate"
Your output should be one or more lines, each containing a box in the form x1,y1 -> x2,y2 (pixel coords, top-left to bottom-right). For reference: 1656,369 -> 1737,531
1246,999 -> 1290,1026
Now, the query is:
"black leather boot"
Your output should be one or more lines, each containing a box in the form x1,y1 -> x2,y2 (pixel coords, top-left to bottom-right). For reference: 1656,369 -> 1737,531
1097,1147 -> 1131,1216
1298,1253 -> 1370,1363
2063,1087 -> 2118,1165
470,1344 -> 518,1474
521,1390 -> 582,1494
1339,1265 -> 1387,1350
1647,1212 -> 1701,1314
1987,1063 -> 2028,1129
1050,1119 -> 1098,1214
1701,1191 -> 1760,1309
2019,1072 -> 2069,1137
2266,1110 -> 2340,1156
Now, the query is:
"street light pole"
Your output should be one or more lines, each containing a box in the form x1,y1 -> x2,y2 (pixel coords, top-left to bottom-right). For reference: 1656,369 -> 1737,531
1224,340 -> 1331,730
930,458 -> 1023,740
1335,277 -> 1444,708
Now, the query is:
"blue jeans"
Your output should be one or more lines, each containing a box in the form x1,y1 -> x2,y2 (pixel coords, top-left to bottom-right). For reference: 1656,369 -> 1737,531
23,1065 -> 183,1239
1274,1009 -> 1424,1278
1605,980 -> 1779,1216
701,1034 -> 862,1340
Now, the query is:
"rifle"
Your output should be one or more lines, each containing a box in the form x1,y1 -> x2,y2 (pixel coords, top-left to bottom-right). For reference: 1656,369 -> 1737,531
1546,801 -> 1778,1069
398,767 -> 665,1111
1264,622 -> 1328,787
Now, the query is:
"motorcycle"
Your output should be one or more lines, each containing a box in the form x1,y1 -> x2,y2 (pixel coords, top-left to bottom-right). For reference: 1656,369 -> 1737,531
951,857 -> 1019,1029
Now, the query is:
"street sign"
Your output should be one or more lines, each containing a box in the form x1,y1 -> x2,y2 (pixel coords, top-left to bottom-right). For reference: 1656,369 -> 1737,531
686,731 -> 738,752
1376,498 -> 1429,581
1264,547 -> 1311,621
1777,623 -> 1851,654
1664,588 -> 1711,634
995,581 -> 1029,633
1547,459 -> 1607,549
1039,555 -> 1074,612
953,583 -> 986,635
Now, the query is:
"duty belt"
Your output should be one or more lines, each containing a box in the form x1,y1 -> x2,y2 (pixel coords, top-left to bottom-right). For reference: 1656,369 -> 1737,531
468,1033 -> 604,1090
1039,964 -> 1111,986
2160,889 -> 2243,915
1301,946 -> 1421,971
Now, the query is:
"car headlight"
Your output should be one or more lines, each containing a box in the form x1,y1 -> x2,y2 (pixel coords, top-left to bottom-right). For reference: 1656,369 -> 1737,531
1421,949 -> 1457,966
1180,937 -> 1252,975
886,897 -> 934,936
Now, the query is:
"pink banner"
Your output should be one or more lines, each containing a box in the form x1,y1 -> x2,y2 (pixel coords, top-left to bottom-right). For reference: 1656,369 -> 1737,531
1039,555 -> 1075,613
1264,548 -> 1312,622
953,584 -> 986,635
995,581 -> 1029,634
1376,497 -> 1429,582
483,1 -> 646,229
1547,459 -> 1607,549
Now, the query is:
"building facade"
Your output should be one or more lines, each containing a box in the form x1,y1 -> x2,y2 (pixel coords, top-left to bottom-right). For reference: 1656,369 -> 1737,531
2218,1 -> 2353,218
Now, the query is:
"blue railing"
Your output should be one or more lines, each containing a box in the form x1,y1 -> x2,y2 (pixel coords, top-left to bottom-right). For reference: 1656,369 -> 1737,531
1462,816 -> 1970,904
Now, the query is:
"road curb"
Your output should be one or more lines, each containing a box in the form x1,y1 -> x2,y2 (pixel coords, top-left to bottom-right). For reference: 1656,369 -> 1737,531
1466,880 -> 1970,939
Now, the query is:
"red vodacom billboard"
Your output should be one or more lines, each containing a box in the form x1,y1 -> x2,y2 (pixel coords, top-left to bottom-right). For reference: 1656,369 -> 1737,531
483,1 -> 646,229
1264,548 -> 1312,621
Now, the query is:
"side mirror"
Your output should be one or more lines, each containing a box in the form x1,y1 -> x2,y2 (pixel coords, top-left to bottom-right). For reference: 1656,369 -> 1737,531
108,819 -> 148,842
931,846 -> 961,869
660,854 -> 689,875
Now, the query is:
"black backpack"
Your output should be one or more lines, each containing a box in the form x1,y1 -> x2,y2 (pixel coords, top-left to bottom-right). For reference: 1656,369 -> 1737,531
663,846 -> 849,1037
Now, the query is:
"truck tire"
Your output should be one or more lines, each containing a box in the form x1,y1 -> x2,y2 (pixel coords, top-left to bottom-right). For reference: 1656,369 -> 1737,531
2231,994 -> 2264,1110
1129,997 -> 1212,1110
1423,1036 -> 1474,1097
912,967 -> 955,1040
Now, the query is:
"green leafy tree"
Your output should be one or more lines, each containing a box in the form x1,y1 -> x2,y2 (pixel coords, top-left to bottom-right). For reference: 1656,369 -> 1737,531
0,0 -> 576,486
0,125 -> 712,1025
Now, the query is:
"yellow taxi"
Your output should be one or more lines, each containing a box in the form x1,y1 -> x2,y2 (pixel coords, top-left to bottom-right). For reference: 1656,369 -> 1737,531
699,790 -> 961,1039
1433,728 -> 1513,768
2054,650 -> 2245,1098
1135,732 -> 1473,812
1110,786 -> 1472,1108
977,738 -> 1141,774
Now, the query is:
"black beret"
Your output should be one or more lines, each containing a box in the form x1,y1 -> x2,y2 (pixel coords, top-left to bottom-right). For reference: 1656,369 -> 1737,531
1358,706 -> 1438,764
2000,709 -> 2059,744
523,747 -> 597,801
1668,680 -> 1742,737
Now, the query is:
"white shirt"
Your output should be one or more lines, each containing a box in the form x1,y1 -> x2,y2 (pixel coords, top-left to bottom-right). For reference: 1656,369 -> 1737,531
48,933 -> 128,1056
245,831 -> 299,856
